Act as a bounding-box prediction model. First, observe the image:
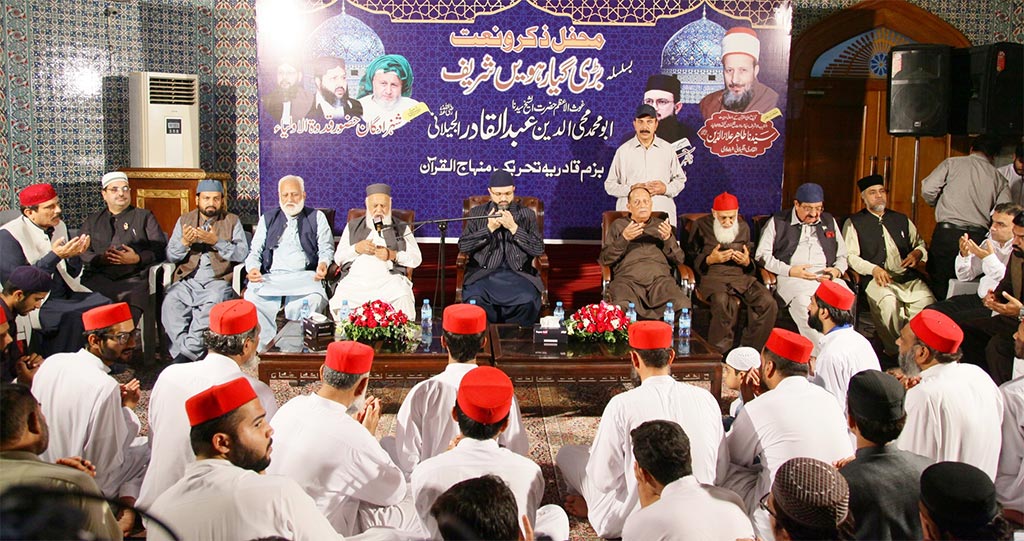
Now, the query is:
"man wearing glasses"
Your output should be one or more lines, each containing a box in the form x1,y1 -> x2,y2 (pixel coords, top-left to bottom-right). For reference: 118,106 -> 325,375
843,174 -> 934,360
80,171 -> 167,325
755,182 -> 851,354
30,302 -> 149,536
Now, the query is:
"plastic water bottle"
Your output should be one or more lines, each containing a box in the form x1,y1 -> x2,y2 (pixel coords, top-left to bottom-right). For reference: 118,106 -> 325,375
469,299 -> 477,305
299,299 -> 311,320
678,308 -> 691,338
334,300 -> 349,340
553,301 -> 565,324
626,302 -> 637,323
420,299 -> 433,339
663,302 -> 675,328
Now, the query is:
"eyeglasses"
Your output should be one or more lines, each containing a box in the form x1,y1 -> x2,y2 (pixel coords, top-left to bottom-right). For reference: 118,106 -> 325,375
102,329 -> 140,345
104,186 -> 131,193
798,203 -> 824,213
644,98 -> 673,108
759,493 -> 777,518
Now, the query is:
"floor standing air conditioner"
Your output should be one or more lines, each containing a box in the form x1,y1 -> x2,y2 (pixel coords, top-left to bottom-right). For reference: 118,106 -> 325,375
129,72 -> 199,168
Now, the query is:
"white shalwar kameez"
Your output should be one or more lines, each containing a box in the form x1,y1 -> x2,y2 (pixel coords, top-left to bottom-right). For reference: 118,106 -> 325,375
410,438 -> 568,541
330,219 -> 421,319
896,361 -> 1003,480
31,348 -> 149,499
997,376 -> 1024,514
555,375 -> 725,539
267,394 -> 421,537
812,325 -> 881,413
621,476 -> 755,541
723,375 -> 854,541
137,352 -> 277,511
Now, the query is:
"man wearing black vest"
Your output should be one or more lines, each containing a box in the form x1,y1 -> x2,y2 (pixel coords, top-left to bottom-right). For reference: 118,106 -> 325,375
329,183 -> 421,318
843,174 -> 934,358
162,180 -> 250,363
755,182 -> 850,354
244,175 -> 335,349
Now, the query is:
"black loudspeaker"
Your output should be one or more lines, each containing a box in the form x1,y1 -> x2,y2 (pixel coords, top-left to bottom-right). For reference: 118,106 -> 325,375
887,44 -> 951,137
950,42 -> 1023,136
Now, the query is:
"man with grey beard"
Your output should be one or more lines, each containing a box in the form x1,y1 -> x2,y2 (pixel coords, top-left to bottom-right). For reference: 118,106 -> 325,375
688,192 -> 775,352
843,174 -> 934,360
244,175 -> 334,349
698,27 -> 779,120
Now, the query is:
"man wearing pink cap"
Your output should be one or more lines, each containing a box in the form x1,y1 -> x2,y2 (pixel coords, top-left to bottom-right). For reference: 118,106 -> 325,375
807,280 -> 880,413
722,327 -> 853,540
0,183 -> 110,355
138,299 -> 277,515
411,366 -> 568,541
688,191 -> 777,351
895,309 -> 1003,479
556,321 -> 724,539
30,302 -> 149,535
269,341 -> 422,537
699,27 -> 779,119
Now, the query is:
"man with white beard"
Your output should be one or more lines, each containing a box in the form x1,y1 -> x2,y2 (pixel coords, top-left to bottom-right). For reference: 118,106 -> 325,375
244,175 -> 335,349
688,192 -> 776,352
356,55 -> 423,133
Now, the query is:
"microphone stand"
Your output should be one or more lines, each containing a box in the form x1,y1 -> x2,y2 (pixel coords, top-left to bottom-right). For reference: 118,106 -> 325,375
411,213 -> 501,310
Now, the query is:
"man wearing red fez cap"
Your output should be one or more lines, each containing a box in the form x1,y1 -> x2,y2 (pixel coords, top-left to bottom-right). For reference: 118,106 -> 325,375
556,320 -> 724,538
0,266 -> 53,386
895,310 -> 1002,479
600,186 -> 691,321
721,327 -> 853,539
807,280 -> 880,412
391,302 -> 527,477
1,184 -> 110,356
843,173 -> 934,358
148,378 -> 361,541
138,298 -> 277,513
689,192 -> 777,352
267,341 -> 424,536
699,27 -> 779,120
30,301 -> 148,534
412,366 -> 569,540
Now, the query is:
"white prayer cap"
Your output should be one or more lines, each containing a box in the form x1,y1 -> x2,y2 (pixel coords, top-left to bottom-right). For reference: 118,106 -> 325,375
101,171 -> 128,188
725,346 -> 761,372
721,27 -> 760,61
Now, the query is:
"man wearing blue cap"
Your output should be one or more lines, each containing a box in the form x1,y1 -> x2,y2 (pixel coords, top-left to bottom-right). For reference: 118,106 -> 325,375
80,171 -> 167,324
755,182 -> 850,352
0,267 -> 52,385
162,180 -> 249,363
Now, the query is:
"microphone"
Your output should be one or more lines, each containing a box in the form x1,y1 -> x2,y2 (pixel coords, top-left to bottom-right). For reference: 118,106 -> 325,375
373,216 -> 384,233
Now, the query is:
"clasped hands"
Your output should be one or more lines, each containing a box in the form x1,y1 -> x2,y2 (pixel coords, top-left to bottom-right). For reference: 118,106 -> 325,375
355,240 -> 394,262
982,289 -> 1023,318
487,210 -> 518,234
181,224 -> 218,246
707,244 -> 750,266
247,261 -> 329,283
622,220 -> 672,241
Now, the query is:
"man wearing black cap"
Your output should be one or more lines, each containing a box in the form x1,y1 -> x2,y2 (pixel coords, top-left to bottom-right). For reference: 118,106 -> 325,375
633,74 -> 696,167
919,462 -> 1013,540
605,103 -> 686,226
330,182 -> 421,319
0,266 -> 51,384
838,370 -> 933,541
844,174 -> 934,357
755,182 -> 850,354
458,170 -> 545,325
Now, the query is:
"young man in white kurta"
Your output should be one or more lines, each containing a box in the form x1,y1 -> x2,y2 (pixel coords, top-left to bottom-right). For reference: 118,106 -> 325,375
137,299 -> 277,513
556,321 -> 725,539
722,328 -> 854,541
895,309 -> 1003,480
268,340 -> 420,537
997,374 -> 1024,518
31,303 -> 149,502
388,304 -> 527,476
807,280 -> 880,413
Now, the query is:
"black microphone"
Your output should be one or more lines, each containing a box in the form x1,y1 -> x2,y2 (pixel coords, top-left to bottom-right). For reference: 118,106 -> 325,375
373,216 -> 384,233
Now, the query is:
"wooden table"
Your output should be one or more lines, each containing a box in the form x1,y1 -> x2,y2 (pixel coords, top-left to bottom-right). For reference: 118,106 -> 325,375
489,324 -> 723,400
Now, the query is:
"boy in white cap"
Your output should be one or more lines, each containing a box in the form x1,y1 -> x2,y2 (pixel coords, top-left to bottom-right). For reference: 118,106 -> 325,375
723,346 -> 760,430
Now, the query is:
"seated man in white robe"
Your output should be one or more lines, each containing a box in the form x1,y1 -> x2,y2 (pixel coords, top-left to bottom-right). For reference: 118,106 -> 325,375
268,340 -> 422,537
244,175 -> 334,349
330,183 -> 421,319
411,366 -> 568,541
30,303 -> 149,534
556,321 -> 724,539
429,475 -> 528,541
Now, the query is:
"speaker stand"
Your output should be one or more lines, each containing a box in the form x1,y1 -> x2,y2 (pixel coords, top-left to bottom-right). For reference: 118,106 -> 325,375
911,137 -> 921,223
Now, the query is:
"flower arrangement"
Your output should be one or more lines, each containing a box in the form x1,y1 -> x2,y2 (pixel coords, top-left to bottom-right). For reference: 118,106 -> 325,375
341,300 -> 417,345
565,301 -> 629,343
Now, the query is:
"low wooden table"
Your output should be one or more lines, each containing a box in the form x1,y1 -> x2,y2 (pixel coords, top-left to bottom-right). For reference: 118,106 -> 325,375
489,324 -> 723,400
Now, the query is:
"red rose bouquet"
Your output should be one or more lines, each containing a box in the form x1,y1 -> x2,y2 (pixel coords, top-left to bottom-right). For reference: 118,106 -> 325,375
341,300 -> 417,345
566,301 -> 629,343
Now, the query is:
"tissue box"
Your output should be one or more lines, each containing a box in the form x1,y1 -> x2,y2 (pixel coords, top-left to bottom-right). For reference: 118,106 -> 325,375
302,318 -> 335,351
533,324 -> 567,346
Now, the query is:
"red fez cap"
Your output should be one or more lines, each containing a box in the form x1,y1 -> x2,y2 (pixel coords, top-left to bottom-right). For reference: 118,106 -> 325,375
82,302 -> 132,331
628,320 -> 673,349
815,280 -> 855,311
325,340 -> 374,374
909,309 -> 963,354
19,184 -> 57,207
713,192 -> 739,212
765,328 -> 813,364
185,377 -> 257,426
443,304 -> 487,334
209,300 -> 257,335
457,366 -> 514,425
